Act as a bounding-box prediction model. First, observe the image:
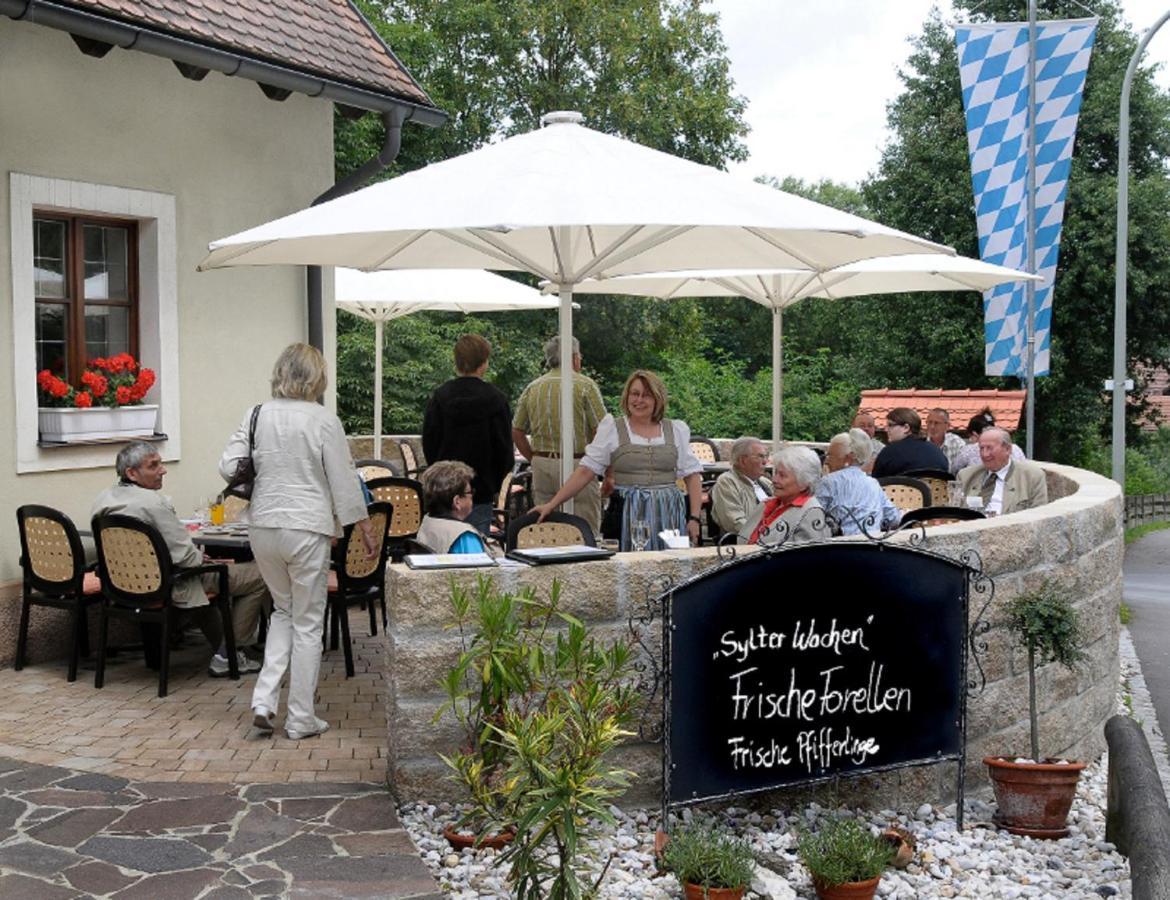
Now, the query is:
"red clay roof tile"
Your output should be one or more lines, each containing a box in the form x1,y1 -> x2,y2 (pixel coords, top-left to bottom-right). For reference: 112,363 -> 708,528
60,0 -> 433,107
859,388 -> 1027,432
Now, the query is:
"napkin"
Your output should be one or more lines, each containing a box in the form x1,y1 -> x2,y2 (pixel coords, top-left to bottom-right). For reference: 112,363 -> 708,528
658,529 -> 690,549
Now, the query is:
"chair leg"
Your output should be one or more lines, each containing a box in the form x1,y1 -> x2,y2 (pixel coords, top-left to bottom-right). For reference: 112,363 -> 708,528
67,605 -> 83,683
14,596 -> 31,671
379,592 -> 388,631
94,604 -> 109,689
158,613 -> 171,698
219,598 -> 239,680
329,599 -> 341,651
366,595 -> 378,637
338,602 -> 355,678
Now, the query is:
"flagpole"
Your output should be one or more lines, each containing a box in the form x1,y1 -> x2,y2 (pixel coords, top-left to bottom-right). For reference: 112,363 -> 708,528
1025,0 -> 1037,460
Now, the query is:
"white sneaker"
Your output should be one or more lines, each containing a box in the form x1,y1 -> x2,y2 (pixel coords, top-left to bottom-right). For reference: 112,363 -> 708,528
286,716 -> 330,741
208,651 -> 261,678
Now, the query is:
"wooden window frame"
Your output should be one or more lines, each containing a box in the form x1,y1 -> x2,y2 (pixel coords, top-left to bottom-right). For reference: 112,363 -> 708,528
33,211 -> 139,384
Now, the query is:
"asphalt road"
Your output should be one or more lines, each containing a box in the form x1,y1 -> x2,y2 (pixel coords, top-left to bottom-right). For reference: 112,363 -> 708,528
1125,527 -> 1170,742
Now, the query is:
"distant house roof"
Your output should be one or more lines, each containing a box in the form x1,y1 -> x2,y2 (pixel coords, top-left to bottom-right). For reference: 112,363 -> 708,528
6,0 -> 442,119
859,388 -> 1027,432
1138,366 -> 1170,431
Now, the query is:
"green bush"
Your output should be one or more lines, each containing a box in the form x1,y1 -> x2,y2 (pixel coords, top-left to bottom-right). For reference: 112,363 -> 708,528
796,817 -> 894,887
662,821 -> 756,891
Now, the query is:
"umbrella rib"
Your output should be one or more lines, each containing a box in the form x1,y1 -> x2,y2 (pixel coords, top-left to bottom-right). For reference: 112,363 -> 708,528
364,231 -> 431,269
710,275 -> 770,305
578,225 -> 695,280
742,227 -> 826,270
197,239 -> 276,270
463,229 -> 558,281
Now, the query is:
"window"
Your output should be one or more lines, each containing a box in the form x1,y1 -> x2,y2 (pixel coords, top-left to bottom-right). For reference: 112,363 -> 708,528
34,213 -> 138,383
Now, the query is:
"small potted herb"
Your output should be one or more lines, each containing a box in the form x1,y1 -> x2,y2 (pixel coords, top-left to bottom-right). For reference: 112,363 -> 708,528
796,816 -> 894,900
983,580 -> 1087,837
661,821 -> 756,900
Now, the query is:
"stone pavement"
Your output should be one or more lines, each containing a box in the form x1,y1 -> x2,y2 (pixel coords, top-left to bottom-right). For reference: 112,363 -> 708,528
0,608 -> 443,897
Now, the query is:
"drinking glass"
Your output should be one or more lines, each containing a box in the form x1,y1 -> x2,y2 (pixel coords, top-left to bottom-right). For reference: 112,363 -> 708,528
209,500 -> 226,526
965,495 -> 985,513
947,482 -> 964,508
194,496 -> 210,524
630,519 -> 651,552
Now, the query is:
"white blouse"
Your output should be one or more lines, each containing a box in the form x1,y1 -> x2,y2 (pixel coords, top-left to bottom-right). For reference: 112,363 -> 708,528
580,414 -> 703,479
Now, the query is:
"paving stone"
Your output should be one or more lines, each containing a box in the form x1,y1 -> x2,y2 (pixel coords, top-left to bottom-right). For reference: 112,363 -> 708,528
327,793 -> 400,831
57,773 -> 130,793
63,860 -> 140,895
23,788 -> 129,808
242,863 -> 284,881
0,872 -> 82,900
0,758 -> 28,776
284,855 -> 437,898
0,765 -> 67,791
0,839 -> 85,876
111,795 -> 246,832
109,867 -> 221,900
28,806 -> 123,847
256,832 -> 338,861
220,805 -> 303,859
135,782 -> 238,800
202,887 -> 254,900
242,782 -> 380,802
222,869 -> 250,886
334,829 -> 418,856
78,835 -> 212,873
247,879 -> 289,897
275,797 -> 339,821
0,795 -> 28,830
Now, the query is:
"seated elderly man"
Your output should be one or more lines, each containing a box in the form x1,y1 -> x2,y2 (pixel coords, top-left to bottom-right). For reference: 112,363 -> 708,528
815,429 -> 902,535
957,427 -> 1048,515
92,442 -> 270,677
710,436 -> 772,535
416,461 -> 490,554
740,446 -> 829,546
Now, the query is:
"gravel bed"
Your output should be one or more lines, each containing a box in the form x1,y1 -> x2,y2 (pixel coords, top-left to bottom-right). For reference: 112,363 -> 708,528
401,632 -> 1149,899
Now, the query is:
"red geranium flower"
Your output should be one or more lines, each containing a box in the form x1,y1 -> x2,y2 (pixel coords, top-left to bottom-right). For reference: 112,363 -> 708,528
74,392 -> 93,408
115,385 -> 132,404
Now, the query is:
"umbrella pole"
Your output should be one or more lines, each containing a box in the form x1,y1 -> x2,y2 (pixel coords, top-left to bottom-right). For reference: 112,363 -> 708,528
374,317 -> 384,460
559,284 -> 576,515
772,307 -> 783,448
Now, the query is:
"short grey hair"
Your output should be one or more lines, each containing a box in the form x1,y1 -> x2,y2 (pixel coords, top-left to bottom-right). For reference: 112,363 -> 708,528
982,426 -> 1013,448
771,446 -> 822,493
115,441 -> 159,479
831,428 -> 873,466
543,335 -> 580,369
730,436 -> 765,464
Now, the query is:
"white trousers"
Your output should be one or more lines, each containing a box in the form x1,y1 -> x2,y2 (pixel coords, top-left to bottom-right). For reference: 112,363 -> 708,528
249,526 -> 331,733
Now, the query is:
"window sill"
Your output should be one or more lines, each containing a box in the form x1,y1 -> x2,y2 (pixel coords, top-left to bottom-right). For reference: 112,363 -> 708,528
37,431 -> 169,449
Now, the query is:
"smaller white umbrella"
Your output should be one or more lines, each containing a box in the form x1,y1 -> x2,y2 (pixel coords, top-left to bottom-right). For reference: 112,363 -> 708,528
563,255 -> 1040,444
336,268 -> 559,458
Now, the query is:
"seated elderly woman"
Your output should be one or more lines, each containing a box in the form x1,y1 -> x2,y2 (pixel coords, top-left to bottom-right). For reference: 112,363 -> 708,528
710,436 -> 773,535
739,446 -> 830,546
815,429 -> 901,536
415,461 -> 490,554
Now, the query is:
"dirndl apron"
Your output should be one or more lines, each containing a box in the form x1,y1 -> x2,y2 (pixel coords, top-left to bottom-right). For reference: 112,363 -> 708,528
607,417 -> 687,551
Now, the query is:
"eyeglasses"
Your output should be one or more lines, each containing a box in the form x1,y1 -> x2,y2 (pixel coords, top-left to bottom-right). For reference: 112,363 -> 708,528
459,489 -> 474,497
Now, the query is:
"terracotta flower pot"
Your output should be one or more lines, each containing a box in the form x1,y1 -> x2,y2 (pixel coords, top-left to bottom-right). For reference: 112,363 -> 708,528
812,874 -> 881,900
983,755 -> 1086,838
442,823 -> 514,851
682,883 -> 745,900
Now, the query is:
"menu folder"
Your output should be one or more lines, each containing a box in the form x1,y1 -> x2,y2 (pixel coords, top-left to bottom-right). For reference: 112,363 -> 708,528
505,545 -> 615,566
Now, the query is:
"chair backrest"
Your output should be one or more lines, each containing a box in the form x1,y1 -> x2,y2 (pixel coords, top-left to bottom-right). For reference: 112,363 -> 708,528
506,510 -> 595,552
333,501 -> 393,592
355,458 -> 402,481
364,476 -> 423,537
91,513 -> 173,608
900,505 -> 987,526
16,504 -> 86,596
689,436 -> 720,464
901,468 -> 954,508
222,495 -> 249,523
878,476 -> 931,512
495,469 -> 515,510
397,440 -> 423,475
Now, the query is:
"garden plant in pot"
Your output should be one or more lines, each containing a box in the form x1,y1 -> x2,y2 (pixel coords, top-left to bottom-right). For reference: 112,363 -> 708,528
661,821 -> 755,900
983,580 -> 1087,838
796,816 -> 894,900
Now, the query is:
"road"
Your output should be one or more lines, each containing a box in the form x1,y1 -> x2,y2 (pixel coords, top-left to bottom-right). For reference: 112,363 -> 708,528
1124,527 -> 1170,743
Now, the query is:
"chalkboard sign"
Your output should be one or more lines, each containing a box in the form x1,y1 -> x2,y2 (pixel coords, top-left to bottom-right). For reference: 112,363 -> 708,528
668,542 -> 967,804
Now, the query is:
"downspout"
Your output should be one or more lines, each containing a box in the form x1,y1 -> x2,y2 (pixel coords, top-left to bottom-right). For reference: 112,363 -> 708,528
307,108 -> 405,351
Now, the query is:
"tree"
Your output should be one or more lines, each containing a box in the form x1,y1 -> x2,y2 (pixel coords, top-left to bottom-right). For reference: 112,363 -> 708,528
860,1 -> 1170,462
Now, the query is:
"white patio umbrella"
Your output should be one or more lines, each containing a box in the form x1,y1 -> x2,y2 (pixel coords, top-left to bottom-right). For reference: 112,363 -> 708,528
200,111 -> 956,490
335,267 -> 560,459
565,255 -> 1039,445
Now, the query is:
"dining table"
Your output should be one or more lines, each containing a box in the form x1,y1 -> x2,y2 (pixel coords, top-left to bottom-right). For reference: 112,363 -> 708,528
190,522 -> 253,561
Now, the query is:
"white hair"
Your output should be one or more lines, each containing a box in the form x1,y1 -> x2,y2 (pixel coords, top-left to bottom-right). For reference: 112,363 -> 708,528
982,426 -> 1013,448
115,441 -> 159,479
771,446 -> 823,493
730,436 -> 765,464
543,335 -> 580,368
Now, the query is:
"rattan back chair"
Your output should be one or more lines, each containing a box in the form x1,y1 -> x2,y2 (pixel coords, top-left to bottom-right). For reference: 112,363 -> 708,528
901,467 -> 954,508
506,510 -> 595,552
355,458 -> 402,481
91,513 -> 238,697
222,495 -> 249,523
688,436 -> 721,464
877,476 -> 931,512
325,502 -> 393,678
396,439 -> 426,477
15,505 -> 102,682
364,476 -> 424,560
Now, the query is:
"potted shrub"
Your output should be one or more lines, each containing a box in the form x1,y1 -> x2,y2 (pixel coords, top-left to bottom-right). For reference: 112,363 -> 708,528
983,580 -> 1087,838
661,821 -> 755,900
796,816 -> 894,900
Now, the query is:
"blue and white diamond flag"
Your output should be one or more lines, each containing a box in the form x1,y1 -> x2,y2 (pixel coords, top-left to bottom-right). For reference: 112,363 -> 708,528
954,18 -> 1097,376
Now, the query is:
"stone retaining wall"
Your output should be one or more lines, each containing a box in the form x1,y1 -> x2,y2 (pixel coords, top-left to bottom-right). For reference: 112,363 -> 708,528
386,462 -> 1121,810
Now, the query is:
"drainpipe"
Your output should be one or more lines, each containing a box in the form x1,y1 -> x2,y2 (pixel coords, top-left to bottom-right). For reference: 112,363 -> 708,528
307,108 -> 405,351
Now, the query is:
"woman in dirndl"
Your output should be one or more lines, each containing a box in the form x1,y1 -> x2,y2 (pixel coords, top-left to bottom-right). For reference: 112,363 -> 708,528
530,370 -> 703,550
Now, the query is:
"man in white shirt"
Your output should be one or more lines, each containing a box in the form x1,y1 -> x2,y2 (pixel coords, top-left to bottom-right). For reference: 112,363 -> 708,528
957,428 -> 1048,516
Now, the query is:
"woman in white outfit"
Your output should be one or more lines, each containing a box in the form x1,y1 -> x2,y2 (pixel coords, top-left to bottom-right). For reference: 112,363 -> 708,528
220,343 -> 375,740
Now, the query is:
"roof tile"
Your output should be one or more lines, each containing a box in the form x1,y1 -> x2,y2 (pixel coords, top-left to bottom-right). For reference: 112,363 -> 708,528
859,388 -> 1027,432
61,0 -> 433,107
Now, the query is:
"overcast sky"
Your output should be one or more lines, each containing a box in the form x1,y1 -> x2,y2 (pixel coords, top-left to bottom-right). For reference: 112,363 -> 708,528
710,0 -> 1170,185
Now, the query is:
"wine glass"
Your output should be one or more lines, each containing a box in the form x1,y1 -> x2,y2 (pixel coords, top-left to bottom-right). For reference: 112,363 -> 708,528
630,519 -> 651,552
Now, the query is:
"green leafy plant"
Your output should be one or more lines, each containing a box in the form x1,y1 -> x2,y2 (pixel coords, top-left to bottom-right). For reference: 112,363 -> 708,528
1003,581 -> 1087,761
796,816 -> 894,888
661,821 -> 756,892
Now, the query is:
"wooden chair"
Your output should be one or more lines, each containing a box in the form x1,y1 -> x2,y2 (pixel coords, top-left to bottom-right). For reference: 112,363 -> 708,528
877,476 -> 931,512
688,436 -> 721,464
15,505 -> 102,682
222,495 -> 249,523
901,467 -> 954,508
325,502 -> 393,678
355,458 -> 402,481
491,468 -> 533,549
506,510 -> 596,552
364,476 -> 424,561
91,513 -> 238,697
395,439 -> 426,478
900,505 -> 986,526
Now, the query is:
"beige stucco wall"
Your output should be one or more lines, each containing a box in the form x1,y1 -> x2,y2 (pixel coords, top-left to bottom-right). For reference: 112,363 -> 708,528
0,21 -> 338,600
385,463 -> 1122,809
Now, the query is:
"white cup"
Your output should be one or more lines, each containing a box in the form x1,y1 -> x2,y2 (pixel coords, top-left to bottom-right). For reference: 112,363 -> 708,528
965,495 -> 984,512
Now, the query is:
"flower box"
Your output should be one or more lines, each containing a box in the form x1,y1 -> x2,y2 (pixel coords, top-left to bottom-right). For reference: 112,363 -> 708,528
38,405 -> 159,443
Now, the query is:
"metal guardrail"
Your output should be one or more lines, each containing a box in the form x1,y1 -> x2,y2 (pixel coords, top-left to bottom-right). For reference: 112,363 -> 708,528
1124,494 -> 1170,528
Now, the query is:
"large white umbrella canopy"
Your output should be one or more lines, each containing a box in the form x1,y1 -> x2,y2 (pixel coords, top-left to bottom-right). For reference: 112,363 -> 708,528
200,111 -> 956,488
566,255 -> 1039,444
336,267 -> 559,459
